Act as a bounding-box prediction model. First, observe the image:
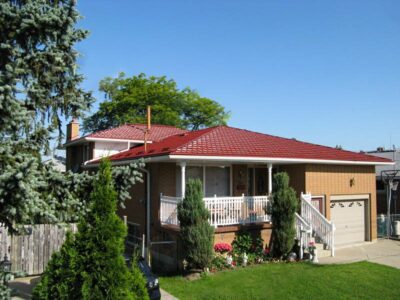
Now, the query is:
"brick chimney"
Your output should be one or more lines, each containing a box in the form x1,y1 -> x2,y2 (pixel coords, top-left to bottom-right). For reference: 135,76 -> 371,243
66,118 -> 80,141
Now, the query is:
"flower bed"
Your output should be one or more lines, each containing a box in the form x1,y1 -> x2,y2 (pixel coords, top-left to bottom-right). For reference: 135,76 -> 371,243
210,231 -> 272,273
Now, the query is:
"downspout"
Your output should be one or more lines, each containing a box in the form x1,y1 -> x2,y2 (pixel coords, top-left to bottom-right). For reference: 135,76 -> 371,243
141,167 -> 151,264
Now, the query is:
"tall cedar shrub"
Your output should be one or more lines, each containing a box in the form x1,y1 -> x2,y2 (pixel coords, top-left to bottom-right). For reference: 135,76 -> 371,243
177,179 -> 214,270
270,172 -> 298,258
32,231 -> 79,299
130,260 -> 149,300
33,159 -> 148,299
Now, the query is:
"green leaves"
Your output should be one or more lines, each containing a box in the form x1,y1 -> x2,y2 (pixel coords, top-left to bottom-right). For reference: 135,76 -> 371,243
83,72 -> 230,133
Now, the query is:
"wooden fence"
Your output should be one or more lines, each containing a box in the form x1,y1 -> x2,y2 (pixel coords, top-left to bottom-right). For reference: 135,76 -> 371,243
0,224 -> 77,276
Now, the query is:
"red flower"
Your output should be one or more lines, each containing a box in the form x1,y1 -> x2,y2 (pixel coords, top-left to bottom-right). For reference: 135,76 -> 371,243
214,243 -> 233,253
232,261 -> 236,266
264,248 -> 270,255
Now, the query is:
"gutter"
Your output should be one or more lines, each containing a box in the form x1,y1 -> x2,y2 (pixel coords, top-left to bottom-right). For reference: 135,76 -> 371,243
140,167 -> 151,264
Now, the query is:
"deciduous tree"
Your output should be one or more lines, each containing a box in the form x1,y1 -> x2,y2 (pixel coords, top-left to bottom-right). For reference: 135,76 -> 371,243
83,73 -> 230,133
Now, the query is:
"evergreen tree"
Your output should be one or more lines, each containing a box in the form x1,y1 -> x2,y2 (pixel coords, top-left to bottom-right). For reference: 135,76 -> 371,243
0,0 -> 143,233
129,260 -> 149,300
32,231 -> 79,299
33,159 -> 148,299
270,172 -> 298,258
77,159 -> 135,299
177,179 -> 214,270
0,0 -> 92,232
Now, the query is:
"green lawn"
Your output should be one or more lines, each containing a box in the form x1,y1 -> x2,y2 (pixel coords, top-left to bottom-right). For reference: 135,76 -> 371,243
160,262 -> 400,300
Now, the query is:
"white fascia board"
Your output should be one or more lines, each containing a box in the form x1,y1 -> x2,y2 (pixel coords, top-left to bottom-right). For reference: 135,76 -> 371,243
83,155 -> 170,168
86,137 -> 152,143
168,155 -> 394,166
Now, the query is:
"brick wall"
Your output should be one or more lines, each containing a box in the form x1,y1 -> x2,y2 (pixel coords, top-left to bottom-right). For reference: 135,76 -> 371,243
214,225 -> 272,248
117,176 -> 146,236
279,164 -> 306,197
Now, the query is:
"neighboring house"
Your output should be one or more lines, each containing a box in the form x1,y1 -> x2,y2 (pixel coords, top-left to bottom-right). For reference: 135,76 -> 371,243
64,119 -> 187,172
43,155 -> 66,173
366,148 -> 400,215
66,121 -> 393,271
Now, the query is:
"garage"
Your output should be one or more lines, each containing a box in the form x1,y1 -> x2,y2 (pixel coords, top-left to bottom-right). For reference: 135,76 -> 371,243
330,195 -> 368,246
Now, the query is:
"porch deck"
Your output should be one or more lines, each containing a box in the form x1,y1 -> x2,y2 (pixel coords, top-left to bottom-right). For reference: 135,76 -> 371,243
160,194 -> 271,227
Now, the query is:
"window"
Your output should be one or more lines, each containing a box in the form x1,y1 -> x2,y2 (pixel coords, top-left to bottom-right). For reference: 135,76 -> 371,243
205,166 -> 230,197
248,168 -> 254,196
176,165 -> 231,197
176,166 -> 204,197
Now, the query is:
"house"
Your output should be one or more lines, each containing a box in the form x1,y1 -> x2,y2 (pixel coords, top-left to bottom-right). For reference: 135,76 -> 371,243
66,120 -> 393,271
64,119 -> 187,171
366,148 -> 400,236
43,154 -> 66,172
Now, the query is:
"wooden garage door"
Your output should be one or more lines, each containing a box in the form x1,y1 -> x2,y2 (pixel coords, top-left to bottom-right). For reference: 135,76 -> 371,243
330,199 -> 366,246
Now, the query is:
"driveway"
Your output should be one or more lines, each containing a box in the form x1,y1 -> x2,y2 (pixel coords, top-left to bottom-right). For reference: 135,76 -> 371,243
318,239 -> 400,268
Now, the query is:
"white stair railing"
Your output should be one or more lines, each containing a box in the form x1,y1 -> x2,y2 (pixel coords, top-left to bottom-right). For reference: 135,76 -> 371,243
300,193 -> 335,256
295,213 -> 312,259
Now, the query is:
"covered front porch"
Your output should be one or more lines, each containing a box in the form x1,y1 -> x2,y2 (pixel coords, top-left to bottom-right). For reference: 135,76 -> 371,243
160,194 -> 271,227
160,162 -> 274,227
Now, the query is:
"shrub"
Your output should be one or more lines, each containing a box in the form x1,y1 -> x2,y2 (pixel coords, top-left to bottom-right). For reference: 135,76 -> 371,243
270,172 -> 298,259
32,231 -> 78,299
130,259 -> 149,300
33,159 -> 148,299
231,231 -> 265,266
178,179 -> 214,270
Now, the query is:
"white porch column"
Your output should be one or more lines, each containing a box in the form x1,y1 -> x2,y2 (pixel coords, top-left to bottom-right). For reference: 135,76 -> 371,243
267,163 -> 273,195
180,162 -> 187,197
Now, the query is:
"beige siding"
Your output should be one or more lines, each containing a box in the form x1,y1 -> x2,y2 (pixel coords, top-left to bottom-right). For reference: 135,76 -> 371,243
305,164 -> 377,240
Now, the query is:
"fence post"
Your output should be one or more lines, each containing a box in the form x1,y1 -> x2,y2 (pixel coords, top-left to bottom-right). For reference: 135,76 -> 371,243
142,234 -> 146,258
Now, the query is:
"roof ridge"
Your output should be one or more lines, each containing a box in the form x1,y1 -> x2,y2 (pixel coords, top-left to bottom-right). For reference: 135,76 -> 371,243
169,126 -> 217,152
220,125 -> 376,158
128,123 -> 187,129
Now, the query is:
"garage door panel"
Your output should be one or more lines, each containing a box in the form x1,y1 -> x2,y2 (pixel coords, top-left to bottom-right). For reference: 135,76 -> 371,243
331,199 -> 366,246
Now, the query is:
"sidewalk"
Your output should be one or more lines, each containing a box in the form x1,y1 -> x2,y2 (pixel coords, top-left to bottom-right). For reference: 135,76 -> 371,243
318,239 -> 400,269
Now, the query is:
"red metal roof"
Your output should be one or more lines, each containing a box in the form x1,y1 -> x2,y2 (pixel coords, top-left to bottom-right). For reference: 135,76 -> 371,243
85,124 -> 187,142
104,126 -> 392,164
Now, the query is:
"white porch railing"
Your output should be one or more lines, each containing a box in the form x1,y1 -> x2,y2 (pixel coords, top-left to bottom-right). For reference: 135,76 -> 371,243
160,195 -> 181,226
204,195 -> 271,227
160,194 -> 271,227
300,193 -> 335,256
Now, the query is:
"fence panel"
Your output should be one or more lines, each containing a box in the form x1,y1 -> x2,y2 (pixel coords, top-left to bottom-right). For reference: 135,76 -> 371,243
0,224 -> 77,276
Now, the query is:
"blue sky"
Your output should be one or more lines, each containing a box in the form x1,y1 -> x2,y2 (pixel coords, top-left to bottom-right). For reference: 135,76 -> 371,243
75,0 -> 400,152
